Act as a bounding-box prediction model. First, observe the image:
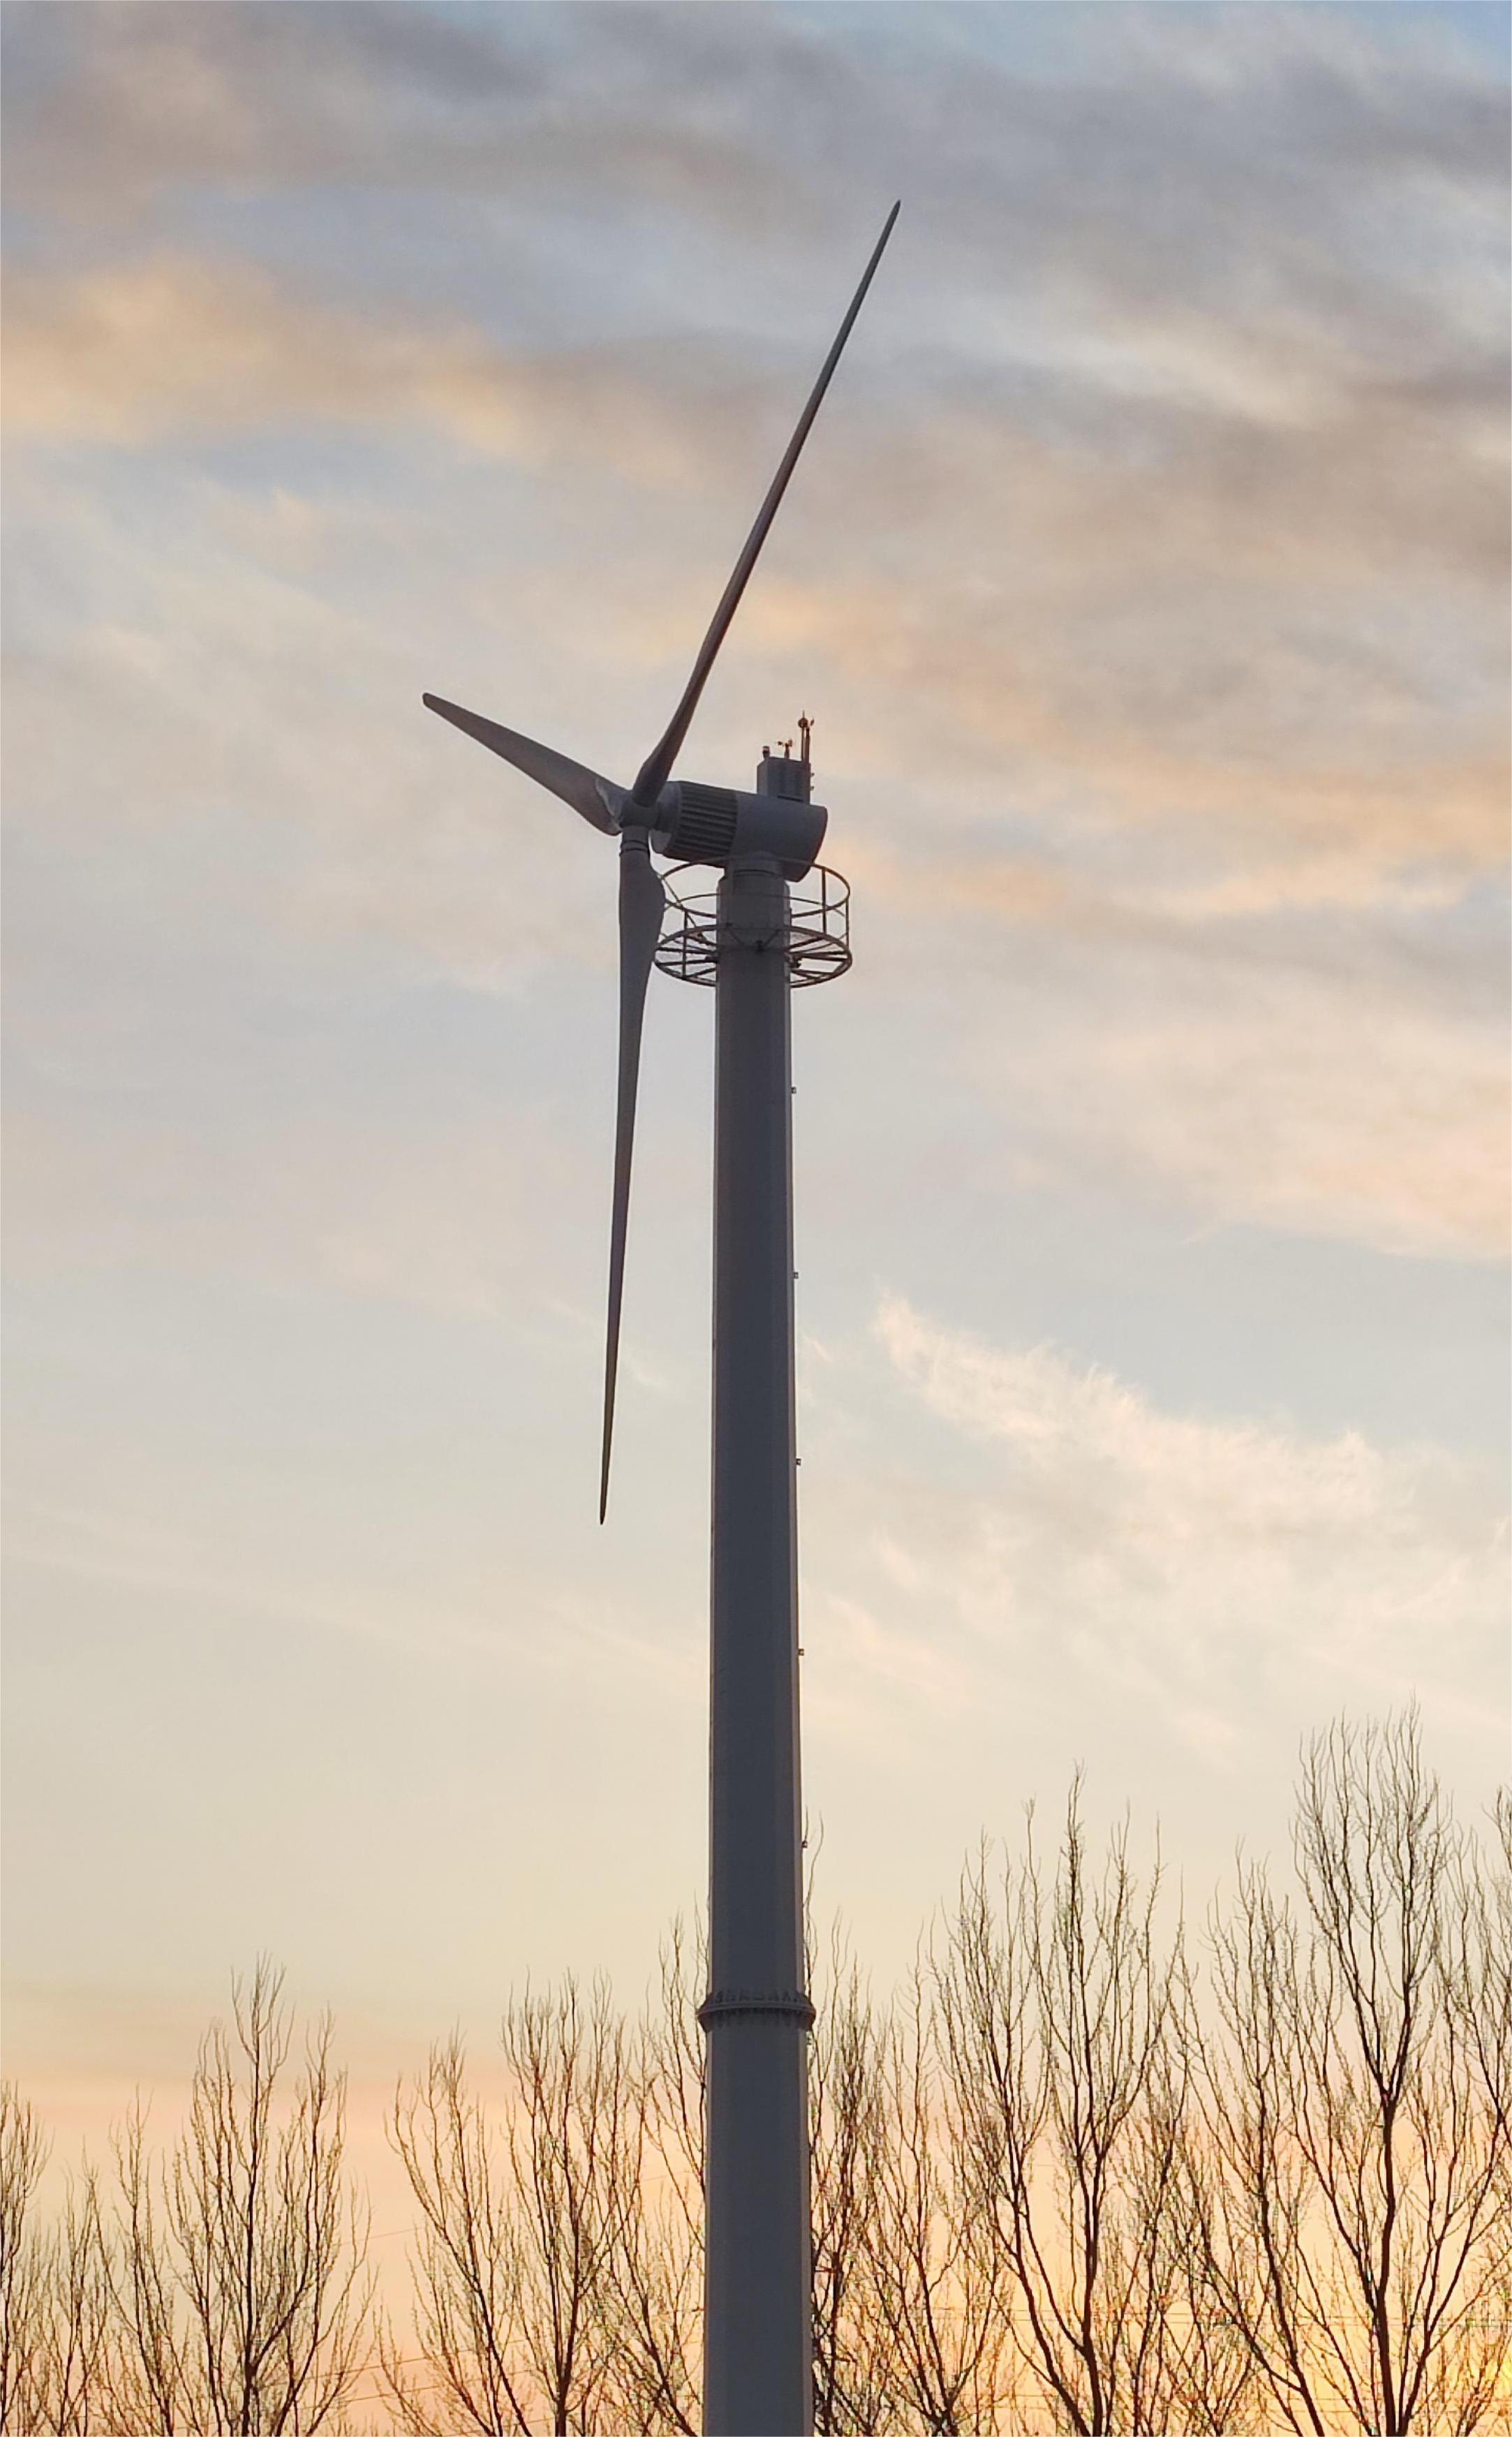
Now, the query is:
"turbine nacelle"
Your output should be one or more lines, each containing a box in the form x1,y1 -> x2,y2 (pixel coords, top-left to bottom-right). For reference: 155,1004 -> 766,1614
652,776 -> 827,880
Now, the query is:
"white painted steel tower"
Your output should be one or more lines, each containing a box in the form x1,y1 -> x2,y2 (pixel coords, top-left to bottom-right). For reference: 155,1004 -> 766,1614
422,208 -> 898,2435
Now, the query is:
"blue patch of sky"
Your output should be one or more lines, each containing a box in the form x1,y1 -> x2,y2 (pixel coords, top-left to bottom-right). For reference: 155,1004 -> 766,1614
1423,1 -> 1512,74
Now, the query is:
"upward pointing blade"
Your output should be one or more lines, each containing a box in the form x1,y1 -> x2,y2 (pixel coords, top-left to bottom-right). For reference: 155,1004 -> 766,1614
630,200 -> 900,811
600,830 -> 666,1522
423,693 -> 623,834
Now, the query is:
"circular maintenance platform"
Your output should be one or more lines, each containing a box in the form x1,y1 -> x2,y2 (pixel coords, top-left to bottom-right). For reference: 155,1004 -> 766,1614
655,865 -> 852,988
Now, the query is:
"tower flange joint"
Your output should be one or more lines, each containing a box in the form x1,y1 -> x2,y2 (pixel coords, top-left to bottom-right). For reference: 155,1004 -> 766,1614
698,1987 -> 817,2029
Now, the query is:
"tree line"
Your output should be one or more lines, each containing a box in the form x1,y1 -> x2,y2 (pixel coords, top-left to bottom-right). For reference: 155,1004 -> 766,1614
3,1714 -> 1509,2435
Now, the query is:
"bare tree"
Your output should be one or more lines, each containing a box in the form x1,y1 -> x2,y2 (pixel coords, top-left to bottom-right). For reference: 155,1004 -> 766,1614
861,1965 -> 1010,2437
600,1928 -> 704,2437
24,2172 -> 113,2437
384,2034 -> 534,2437
937,1792 -> 1206,2437
1460,1788 -> 1512,2160
1201,1714 -> 1512,2436
2,2086 -> 115,2437
111,1959 -> 371,2437
1,2085 -> 50,2434
387,1980 -> 635,2437
808,1939 -> 895,2437
1147,2103 -> 1259,2437
499,1980 -> 635,2437
12,1714 -> 1506,2436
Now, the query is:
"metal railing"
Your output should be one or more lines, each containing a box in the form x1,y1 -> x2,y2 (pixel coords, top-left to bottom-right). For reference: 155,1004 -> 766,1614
656,864 -> 852,988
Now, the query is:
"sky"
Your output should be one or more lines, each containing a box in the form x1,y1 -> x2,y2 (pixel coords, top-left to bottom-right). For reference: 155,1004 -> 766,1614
3,0 -> 1509,2223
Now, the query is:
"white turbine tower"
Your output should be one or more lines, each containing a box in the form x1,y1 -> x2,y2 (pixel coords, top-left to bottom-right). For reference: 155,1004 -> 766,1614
423,203 -> 899,2436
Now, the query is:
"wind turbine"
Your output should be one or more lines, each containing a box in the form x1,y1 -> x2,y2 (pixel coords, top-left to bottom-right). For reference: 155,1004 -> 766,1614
423,203 -> 899,2437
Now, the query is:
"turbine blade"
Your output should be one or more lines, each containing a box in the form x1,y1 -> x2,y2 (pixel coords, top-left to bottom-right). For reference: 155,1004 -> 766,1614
423,693 -> 623,834
600,830 -> 666,1521
630,201 -> 900,809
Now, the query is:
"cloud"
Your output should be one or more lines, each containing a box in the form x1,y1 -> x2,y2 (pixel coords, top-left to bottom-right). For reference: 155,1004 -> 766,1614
6,0 -> 1504,941
838,1295 -> 1508,1753
0,2 -> 548,211
2,3 -> 1505,1270
3,258 -> 491,448
1,254 -> 778,488
8,271 -> 1502,904
5,420 -> 1502,1270
8,5 -> 1503,244
951,918 -> 1509,1261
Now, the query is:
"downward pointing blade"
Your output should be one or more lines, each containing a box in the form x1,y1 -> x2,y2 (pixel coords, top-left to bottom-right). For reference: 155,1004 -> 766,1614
600,830 -> 666,1521
422,693 -> 623,834
630,200 -> 900,809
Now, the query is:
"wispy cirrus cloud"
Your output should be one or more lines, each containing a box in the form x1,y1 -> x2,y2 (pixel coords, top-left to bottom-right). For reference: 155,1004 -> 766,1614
1,254 -> 787,492
951,912 -> 1509,1260
803,1295 -> 1510,1762
8,0 -> 1504,945
6,341 -> 1503,1270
